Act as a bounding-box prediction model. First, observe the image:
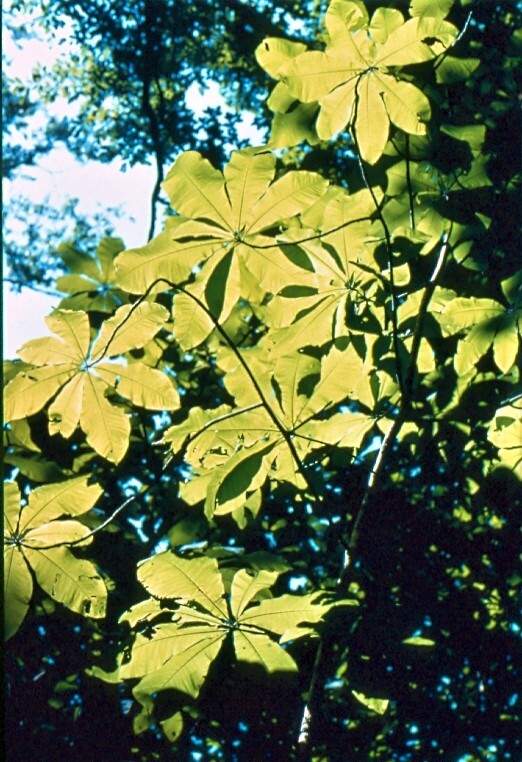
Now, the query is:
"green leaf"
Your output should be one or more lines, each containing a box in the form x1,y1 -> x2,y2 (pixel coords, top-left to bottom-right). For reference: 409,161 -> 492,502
114,222 -> 209,295
410,0 -> 453,19
23,520 -> 92,548
234,630 -> 297,672
352,691 -> 390,714
378,75 -> 431,136
4,546 -> 33,640
303,343 -> 366,416
436,56 -> 480,84
369,8 -> 403,43
375,17 -> 456,67
439,297 -> 505,334
162,151 -> 234,230
17,476 -> 102,532
238,591 -> 331,642
4,481 -> 22,534
44,310 -> 91,360
96,361 -> 180,410
81,374 -> 131,463
488,404 -> 522,478
403,636 -> 436,646
24,546 -> 106,618
90,302 -> 169,362
4,365 -> 77,422
354,74 -> 390,165
230,569 -> 280,619
137,552 -> 228,618
206,440 -> 275,518
255,37 -> 308,79
48,372 -> 86,438
223,149 -> 276,230
161,712 -> 184,743
134,628 -> 226,700
246,170 -> 328,234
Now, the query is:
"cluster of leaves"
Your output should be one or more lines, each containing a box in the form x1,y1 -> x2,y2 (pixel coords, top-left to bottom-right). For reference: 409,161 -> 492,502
4,0 -> 521,759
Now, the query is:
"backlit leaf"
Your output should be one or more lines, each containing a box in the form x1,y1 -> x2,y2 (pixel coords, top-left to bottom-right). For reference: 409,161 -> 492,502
17,476 -> 102,532
133,629 -> 225,699
234,630 -> 297,672
137,553 -> 228,618
230,569 -> 280,619
96,361 -> 180,410
24,545 -> 106,618
352,691 -> 390,714
81,374 -> 130,463
238,591 -> 331,642
4,546 -> 33,640
90,302 -> 169,362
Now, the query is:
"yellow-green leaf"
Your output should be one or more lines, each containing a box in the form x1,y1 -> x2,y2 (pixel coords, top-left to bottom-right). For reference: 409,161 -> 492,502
380,75 -> 430,136
255,37 -> 307,78
45,310 -> 91,360
4,482 -> 22,535
4,546 -> 33,640
230,569 -> 279,619
162,151 -> 234,230
48,372 -> 86,438
24,545 -> 106,618
17,476 -> 102,532
246,170 -> 329,234
114,223 -> 208,295
133,629 -> 225,699
90,302 -> 169,362
403,636 -> 436,646
81,374 -> 130,463
4,365 -> 77,422
355,74 -> 389,164
96,361 -> 180,410
234,630 -> 297,672
137,552 -> 228,619
352,691 -> 390,714
23,519 -> 92,548
224,149 -> 276,230
238,591 -> 331,642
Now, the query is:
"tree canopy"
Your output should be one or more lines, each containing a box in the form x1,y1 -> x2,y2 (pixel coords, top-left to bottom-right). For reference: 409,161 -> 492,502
4,1 -> 521,760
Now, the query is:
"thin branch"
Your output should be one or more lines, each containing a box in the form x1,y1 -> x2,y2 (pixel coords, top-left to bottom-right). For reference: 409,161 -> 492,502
402,231 -> 451,407
296,230 -> 452,755
4,278 -> 63,298
18,478 -> 155,550
150,278 -> 321,502
243,214 -> 373,250
433,11 -> 473,71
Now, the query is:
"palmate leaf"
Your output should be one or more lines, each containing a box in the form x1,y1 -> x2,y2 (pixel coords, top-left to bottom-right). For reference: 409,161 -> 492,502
3,478 -> 106,639
137,553 -> 228,619
115,148 -> 327,347
4,303 -> 177,463
57,237 -> 128,312
162,329 -> 372,517
111,557 -> 336,709
258,0 -> 457,163
436,296 -> 520,375
266,189 -> 381,353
